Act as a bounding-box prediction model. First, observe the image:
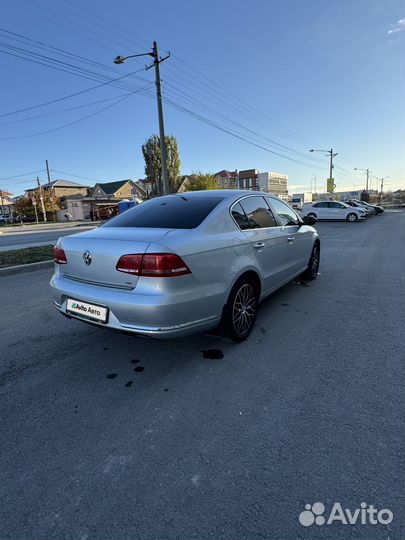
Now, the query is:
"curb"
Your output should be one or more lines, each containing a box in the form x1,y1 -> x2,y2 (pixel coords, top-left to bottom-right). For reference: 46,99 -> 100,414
0,260 -> 54,277
1,223 -> 100,236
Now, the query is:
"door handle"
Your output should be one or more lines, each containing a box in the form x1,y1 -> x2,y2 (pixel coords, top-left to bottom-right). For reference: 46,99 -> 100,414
287,236 -> 296,242
253,242 -> 265,249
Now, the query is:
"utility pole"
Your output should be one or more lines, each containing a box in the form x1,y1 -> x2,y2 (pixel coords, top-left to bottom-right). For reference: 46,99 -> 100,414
309,148 -> 337,197
37,177 -> 47,222
152,41 -> 169,196
46,159 -> 56,221
113,42 -> 170,196
379,177 -> 384,204
354,167 -> 371,193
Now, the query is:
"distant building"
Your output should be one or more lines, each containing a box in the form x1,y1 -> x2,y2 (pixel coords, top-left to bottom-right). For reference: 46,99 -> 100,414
238,169 -> 259,190
0,189 -> 13,216
314,190 -> 379,201
214,170 -> 238,189
26,179 -> 89,199
257,171 -> 289,200
64,179 -> 142,222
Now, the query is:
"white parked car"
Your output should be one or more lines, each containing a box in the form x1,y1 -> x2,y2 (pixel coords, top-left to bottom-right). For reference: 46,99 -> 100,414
301,201 -> 366,222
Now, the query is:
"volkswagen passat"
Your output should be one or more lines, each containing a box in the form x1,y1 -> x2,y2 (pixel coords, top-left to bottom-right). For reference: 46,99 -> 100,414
51,191 -> 320,342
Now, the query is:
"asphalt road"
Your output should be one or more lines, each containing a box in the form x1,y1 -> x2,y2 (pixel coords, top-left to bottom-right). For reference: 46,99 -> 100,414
0,226 -> 96,251
0,212 -> 403,540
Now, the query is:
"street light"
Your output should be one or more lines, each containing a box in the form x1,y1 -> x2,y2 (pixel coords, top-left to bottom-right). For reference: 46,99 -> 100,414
113,42 -> 170,196
354,167 -> 371,192
309,148 -> 338,194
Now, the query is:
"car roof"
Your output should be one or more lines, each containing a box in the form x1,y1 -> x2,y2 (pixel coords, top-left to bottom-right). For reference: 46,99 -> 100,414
166,190 -> 283,202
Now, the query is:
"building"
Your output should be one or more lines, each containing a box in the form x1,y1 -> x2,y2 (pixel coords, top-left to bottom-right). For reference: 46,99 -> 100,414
0,189 -> 13,216
257,171 -> 289,200
313,189 -> 379,201
135,178 -> 153,197
26,179 -> 89,199
65,179 -> 139,221
214,170 -> 238,189
238,169 -> 259,190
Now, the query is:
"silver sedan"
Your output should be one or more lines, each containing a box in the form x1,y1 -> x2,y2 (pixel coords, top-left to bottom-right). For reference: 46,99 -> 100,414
50,190 -> 320,342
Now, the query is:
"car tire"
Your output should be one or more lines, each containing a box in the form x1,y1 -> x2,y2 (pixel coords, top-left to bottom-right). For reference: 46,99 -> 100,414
225,276 -> 259,343
346,212 -> 358,222
307,212 -> 317,219
301,242 -> 320,281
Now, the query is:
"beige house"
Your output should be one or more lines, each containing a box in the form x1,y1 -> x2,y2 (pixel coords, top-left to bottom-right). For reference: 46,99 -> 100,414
26,179 -> 89,199
65,179 -> 146,221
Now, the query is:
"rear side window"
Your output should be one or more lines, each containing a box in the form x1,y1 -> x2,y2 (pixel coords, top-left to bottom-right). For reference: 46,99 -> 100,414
231,202 -> 251,230
238,196 -> 277,229
104,196 -> 224,229
313,202 -> 328,208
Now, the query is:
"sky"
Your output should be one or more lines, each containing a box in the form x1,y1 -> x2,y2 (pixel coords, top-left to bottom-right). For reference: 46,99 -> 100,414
0,0 -> 404,196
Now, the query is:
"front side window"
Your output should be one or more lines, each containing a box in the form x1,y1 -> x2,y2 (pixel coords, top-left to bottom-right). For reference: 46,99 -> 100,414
267,197 -> 300,226
238,196 -> 277,229
104,195 -> 224,229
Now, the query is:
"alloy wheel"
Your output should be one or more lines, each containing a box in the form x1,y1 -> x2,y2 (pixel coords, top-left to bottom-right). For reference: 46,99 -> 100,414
232,283 -> 257,337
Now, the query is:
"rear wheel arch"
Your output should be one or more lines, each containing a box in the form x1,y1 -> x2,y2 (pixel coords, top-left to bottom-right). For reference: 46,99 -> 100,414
224,271 -> 261,342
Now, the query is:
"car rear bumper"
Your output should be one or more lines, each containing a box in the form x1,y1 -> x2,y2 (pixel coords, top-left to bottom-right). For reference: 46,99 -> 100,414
50,271 -> 223,339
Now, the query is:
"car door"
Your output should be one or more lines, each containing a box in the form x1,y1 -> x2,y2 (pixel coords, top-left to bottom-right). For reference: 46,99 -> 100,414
329,201 -> 348,219
232,196 -> 290,293
311,202 -> 329,219
266,196 -> 313,276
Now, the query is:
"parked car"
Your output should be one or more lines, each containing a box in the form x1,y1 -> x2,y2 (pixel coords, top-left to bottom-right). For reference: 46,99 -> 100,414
51,191 -> 320,342
353,200 -> 384,214
0,214 -> 12,225
301,201 -> 366,222
343,199 -> 374,215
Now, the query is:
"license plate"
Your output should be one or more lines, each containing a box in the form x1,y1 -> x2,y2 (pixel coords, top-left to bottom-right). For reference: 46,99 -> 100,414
66,298 -> 108,323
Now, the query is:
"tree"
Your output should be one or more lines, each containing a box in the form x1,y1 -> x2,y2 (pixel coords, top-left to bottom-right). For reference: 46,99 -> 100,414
184,172 -> 220,192
14,190 -> 60,219
142,134 -> 181,194
360,189 -> 370,202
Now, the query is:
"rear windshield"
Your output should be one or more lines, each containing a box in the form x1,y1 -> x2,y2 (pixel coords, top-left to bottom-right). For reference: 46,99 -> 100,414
103,195 -> 224,229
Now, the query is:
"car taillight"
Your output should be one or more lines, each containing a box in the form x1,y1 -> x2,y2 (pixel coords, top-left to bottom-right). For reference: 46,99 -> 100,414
115,254 -> 143,274
53,246 -> 67,264
116,253 -> 191,277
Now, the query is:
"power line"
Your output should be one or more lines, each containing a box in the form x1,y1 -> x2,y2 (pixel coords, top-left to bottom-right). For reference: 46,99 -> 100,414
0,92 -> 143,126
0,85 -> 151,140
50,170 -> 102,182
0,169 -> 46,181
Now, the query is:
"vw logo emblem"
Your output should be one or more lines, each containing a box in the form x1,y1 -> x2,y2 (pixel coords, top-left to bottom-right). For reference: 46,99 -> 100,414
82,250 -> 92,265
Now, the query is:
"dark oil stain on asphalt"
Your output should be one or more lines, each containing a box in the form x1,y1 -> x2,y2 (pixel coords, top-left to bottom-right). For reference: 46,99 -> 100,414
131,359 -> 140,364
103,347 -> 109,351
281,303 -> 289,306
107,373 -> 117,379
164,388 -> 168,392
134,366 -> 144,372
202,349 -> 224,360
125,381 -> 133,387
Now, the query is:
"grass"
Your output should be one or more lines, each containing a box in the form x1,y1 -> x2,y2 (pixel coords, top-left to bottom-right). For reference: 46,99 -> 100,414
0,245 -> 53,268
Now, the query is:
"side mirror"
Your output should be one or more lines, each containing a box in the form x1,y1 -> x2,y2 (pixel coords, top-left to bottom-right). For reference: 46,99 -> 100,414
303,215 -> 317,226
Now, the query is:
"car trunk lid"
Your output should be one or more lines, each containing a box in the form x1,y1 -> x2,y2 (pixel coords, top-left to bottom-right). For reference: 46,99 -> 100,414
59,227 -> 170,289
